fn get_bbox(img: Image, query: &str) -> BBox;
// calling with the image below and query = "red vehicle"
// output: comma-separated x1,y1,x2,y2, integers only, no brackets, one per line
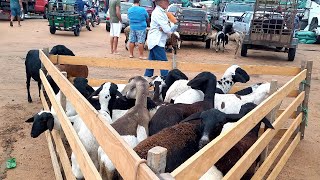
0,0,48,20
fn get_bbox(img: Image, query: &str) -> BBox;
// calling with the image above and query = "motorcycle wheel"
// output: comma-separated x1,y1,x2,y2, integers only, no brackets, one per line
96,17,100,25
90,17,95,27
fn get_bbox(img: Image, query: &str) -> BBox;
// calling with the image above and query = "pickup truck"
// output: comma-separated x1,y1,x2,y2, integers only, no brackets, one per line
177,7,212,48
0,0,48,20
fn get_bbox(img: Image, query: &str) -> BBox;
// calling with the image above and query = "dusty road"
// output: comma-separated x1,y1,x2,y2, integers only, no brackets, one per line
0,19,319,180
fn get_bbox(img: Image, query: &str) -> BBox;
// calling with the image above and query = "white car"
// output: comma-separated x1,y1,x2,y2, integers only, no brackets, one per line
218,2,254,25
233,11,283,34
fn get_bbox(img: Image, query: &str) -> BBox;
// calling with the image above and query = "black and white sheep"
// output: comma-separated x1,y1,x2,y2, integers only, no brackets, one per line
164,65,249,103
149,72,217,136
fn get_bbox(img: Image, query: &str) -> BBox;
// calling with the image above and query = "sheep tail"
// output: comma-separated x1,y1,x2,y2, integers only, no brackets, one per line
134,159,147,180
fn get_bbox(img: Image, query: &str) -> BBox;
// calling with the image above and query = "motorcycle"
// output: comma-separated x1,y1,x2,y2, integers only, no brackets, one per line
86,6,100,27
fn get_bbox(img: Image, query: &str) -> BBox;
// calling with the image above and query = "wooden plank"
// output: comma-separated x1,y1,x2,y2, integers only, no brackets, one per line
171,69,306,179
41,90,75,180
40,90,64,180
51,130,76,180
49,55,301,76
252,113,303,179
45,131,63,180
222,92,305,180
88,78,129,87
50,55,172,70
40,70,102,180
266,132,301,180
40,50,158,180
300,61,313,139
176,62,300,76
277,110,297,119
260,80,278,164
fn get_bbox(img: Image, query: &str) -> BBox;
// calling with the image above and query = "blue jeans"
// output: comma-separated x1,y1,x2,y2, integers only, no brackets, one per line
144,45,168,77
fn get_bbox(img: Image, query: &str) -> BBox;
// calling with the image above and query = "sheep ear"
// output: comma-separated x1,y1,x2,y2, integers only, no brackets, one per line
25,117,34,123
47,117,55,131
187,77,207,89
181,112,202,123
225,114,243,122
232,68,250,83
87,84,104,99
262,117,274,129
116,90,127,101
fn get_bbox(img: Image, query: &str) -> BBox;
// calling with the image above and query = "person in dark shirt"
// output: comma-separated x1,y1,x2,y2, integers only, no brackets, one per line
76,0,92,31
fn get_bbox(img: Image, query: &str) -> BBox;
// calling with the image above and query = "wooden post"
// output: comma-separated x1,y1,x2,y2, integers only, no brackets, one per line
295,61,306,136
300,61,312,139
60,71,67,111
147,146,167,174
259,80,279,164
172,53,177,69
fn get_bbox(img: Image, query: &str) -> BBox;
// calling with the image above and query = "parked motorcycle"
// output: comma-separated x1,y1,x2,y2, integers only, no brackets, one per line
86,6,100,27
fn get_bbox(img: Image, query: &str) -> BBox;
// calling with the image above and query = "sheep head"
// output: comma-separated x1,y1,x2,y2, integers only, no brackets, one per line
49,45,75,56
187,72,217,95
223,65,250,84
121,76,149,99
25,111,54,138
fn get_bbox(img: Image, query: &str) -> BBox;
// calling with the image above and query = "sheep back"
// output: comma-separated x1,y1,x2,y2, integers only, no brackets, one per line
134,122,202,172
25,50,41,81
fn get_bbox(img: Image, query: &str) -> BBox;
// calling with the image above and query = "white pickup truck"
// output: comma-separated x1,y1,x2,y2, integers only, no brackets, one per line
300,0,320,38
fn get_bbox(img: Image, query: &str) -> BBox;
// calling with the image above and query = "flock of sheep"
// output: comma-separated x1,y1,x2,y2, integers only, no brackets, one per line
25,45,274,180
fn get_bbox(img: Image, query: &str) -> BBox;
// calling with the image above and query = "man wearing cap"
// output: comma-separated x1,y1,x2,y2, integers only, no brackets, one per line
144,0,178,77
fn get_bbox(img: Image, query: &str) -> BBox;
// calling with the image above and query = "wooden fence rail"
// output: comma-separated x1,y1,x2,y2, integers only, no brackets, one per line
40,50,158,180
171,69,307,179
39,50,312,180
48,55,301,76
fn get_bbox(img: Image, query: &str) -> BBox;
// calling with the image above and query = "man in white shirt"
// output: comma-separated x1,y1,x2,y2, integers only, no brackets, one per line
144,0,178,77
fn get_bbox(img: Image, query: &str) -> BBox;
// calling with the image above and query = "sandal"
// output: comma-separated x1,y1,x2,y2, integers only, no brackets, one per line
129,55,134,58
139,57,147,60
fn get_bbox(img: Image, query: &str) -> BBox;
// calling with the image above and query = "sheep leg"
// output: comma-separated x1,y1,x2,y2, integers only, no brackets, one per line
26,73,32,103
37,80,42,97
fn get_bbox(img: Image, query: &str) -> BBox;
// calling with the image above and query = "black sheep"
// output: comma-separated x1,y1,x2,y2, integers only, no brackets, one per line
25,45,75,102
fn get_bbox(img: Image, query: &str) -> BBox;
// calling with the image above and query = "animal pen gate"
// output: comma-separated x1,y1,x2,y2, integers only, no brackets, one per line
38,48,312,180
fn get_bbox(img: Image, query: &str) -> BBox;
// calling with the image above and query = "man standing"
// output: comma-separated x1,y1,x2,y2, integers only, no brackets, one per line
144,0,177,77
10,0,23,27
109,0,122,54
128,0,149,59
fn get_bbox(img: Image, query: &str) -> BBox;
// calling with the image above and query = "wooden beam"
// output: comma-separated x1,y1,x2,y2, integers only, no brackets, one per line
266,132,301,180
260,80,279,164
40,90,63,180
51,130,76,180
222,92,305,180
300,61,313,139
49,55,301,76
40,90,75,180
171,69,307,179
147,146,168,174
45,131,63,180
276,110,297,119
252,113,303,179
40,70,102,180
88,78,129,87
40,50,159,180
50,55,172,70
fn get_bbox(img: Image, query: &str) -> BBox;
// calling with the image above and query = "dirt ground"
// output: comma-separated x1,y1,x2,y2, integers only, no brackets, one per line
0,19,319,180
